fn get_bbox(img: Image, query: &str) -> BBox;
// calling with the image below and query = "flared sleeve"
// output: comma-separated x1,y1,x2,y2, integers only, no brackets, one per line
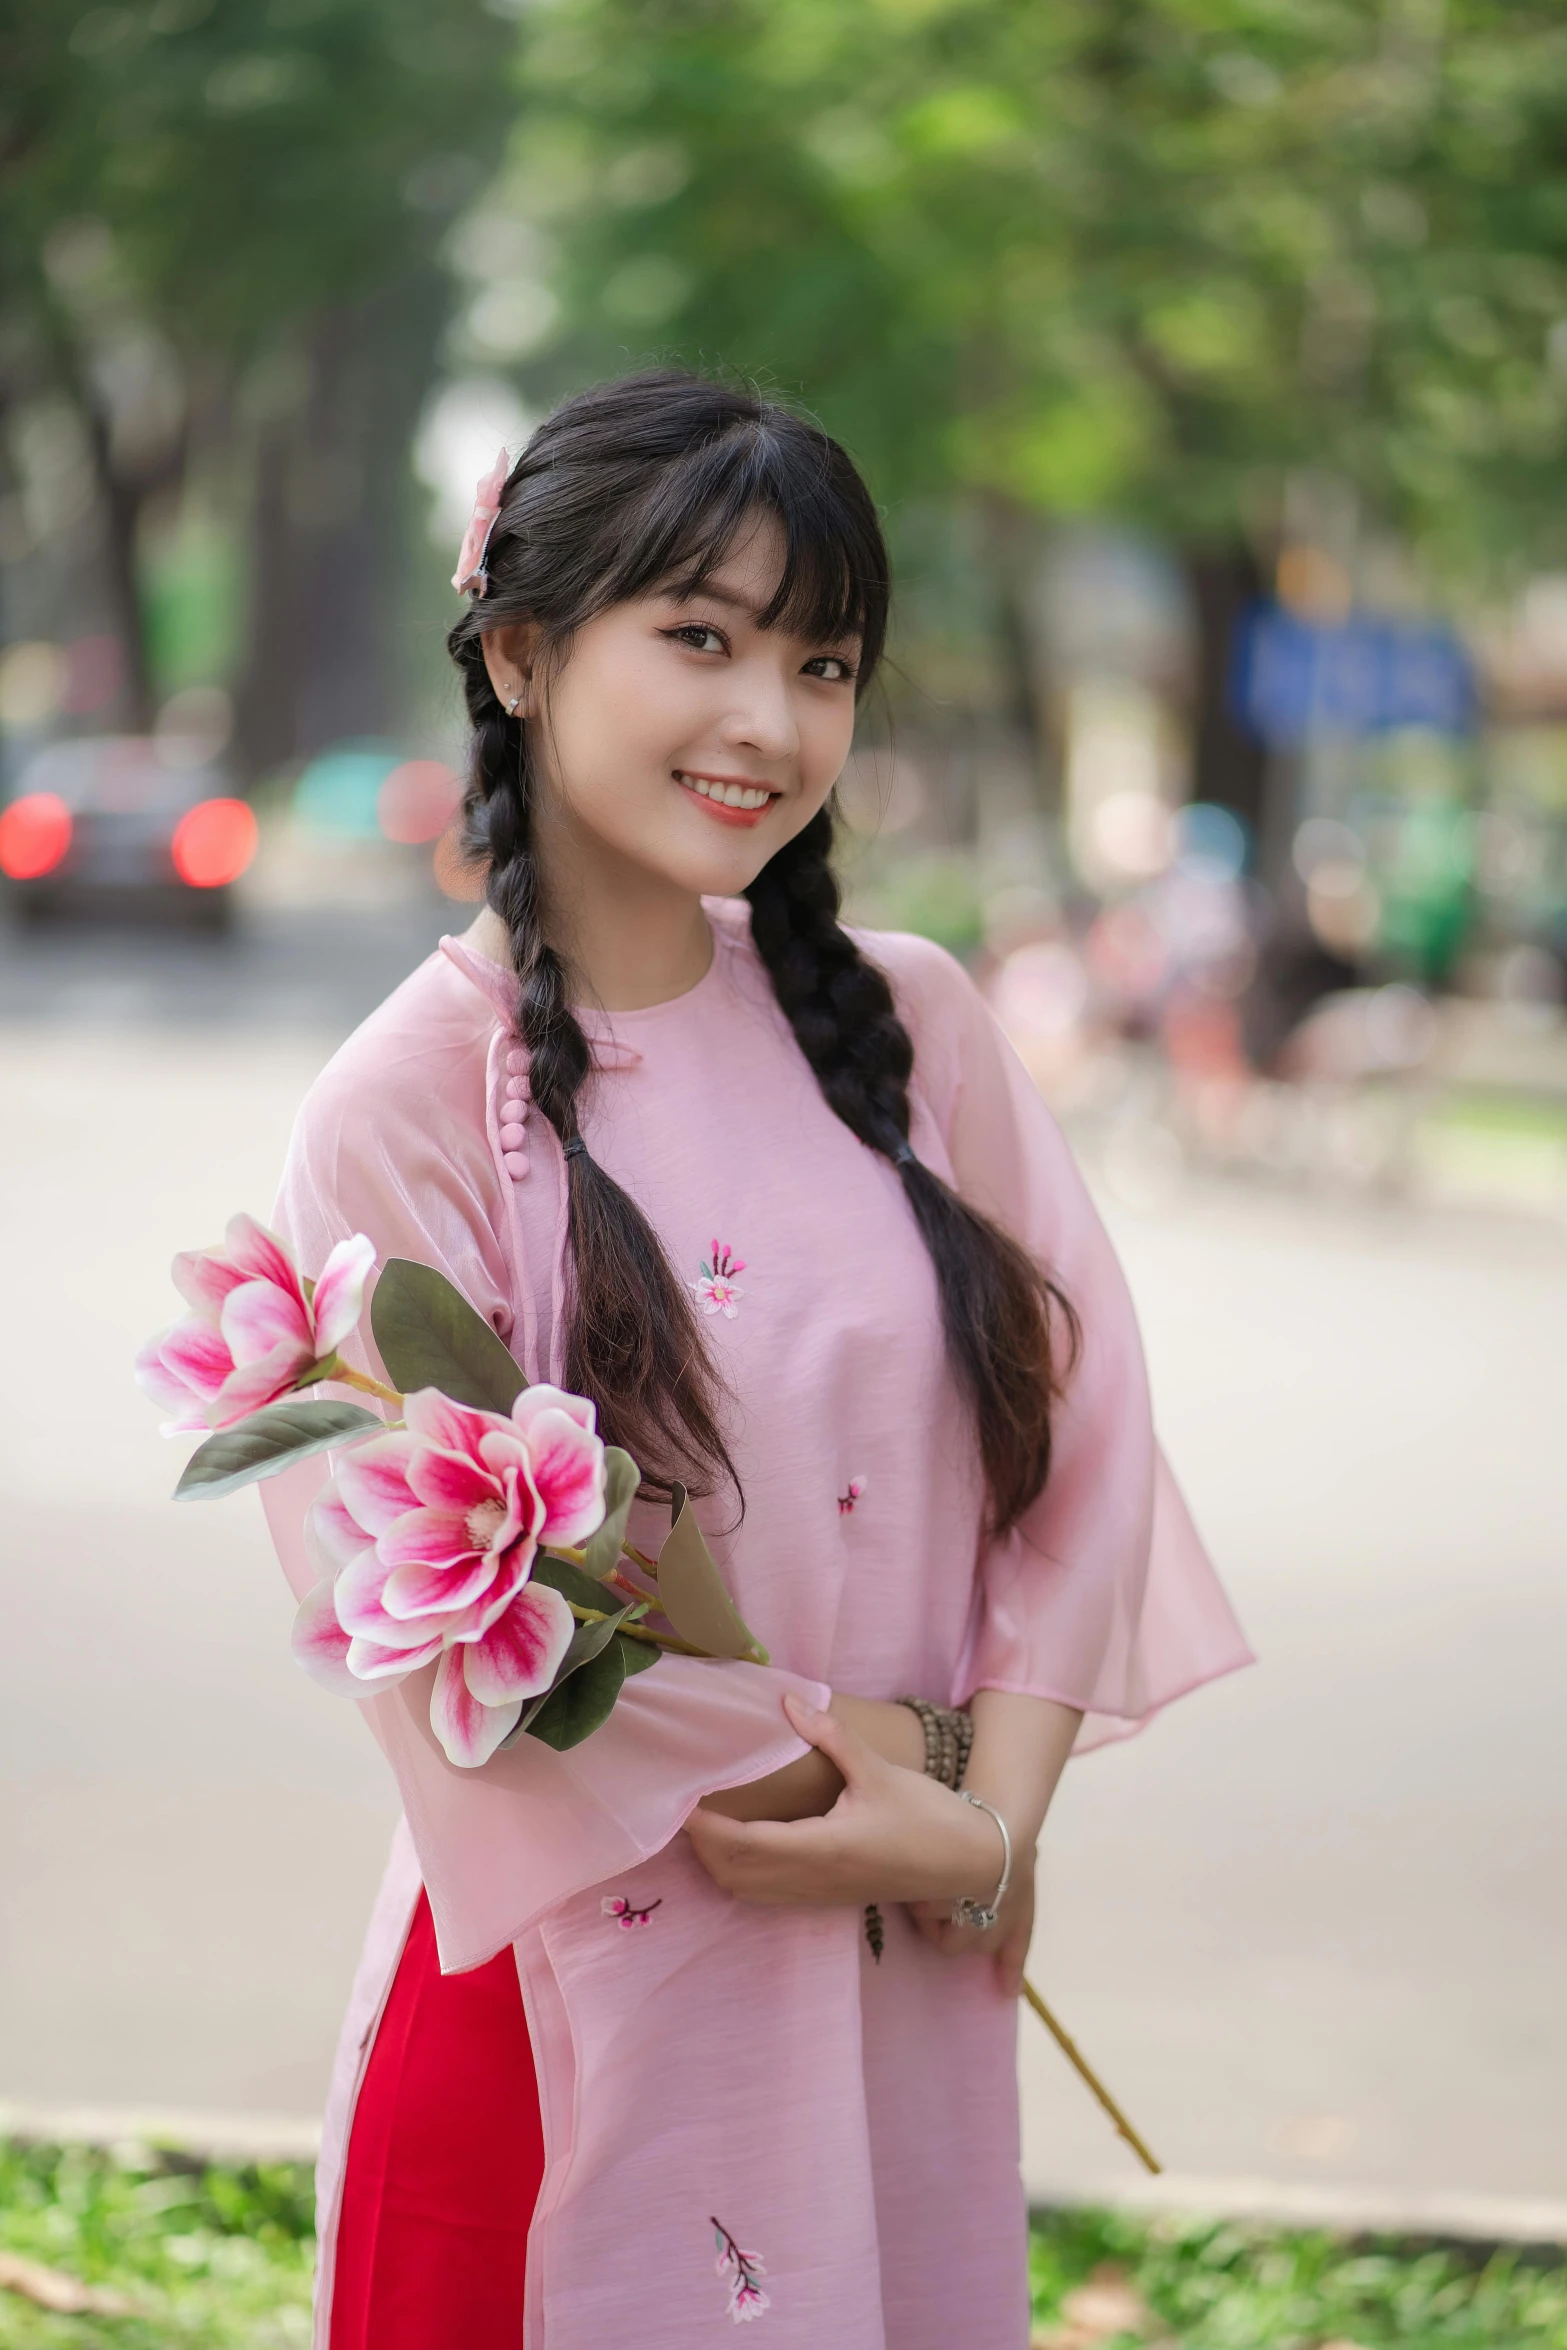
872,932,1254,1753
258,967,825,1971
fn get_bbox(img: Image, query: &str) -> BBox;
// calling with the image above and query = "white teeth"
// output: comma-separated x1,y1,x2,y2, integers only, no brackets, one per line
681,774,773,812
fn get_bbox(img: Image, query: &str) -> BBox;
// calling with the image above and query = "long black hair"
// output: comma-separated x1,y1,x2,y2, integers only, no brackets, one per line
448,370,1076,1532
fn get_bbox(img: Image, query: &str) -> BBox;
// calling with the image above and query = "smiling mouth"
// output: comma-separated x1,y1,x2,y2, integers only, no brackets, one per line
674,771,782,826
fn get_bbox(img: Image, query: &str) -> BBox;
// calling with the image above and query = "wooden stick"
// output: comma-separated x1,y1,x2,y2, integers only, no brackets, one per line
1020,1977,1162,2175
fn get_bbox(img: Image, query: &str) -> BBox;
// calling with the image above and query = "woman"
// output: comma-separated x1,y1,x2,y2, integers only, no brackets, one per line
261,370,1251,2349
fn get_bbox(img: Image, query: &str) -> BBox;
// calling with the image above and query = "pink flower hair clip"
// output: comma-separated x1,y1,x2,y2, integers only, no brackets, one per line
451,447,512,597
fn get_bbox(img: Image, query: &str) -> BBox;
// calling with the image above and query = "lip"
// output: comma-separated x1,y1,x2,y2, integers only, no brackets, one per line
674,771,782,831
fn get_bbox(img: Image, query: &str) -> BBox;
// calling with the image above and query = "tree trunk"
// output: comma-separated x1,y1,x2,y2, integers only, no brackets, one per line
80,396,157,731
1183,542,1270,834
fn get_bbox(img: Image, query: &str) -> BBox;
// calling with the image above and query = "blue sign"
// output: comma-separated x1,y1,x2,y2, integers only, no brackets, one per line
1232,605,1475,748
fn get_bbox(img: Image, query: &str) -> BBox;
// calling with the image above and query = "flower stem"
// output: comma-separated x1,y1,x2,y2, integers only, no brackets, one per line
561,1598,701,1657
331,1363,405,1409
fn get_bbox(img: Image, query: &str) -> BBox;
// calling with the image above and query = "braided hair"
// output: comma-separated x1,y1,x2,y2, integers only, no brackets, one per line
449,370,1075,1529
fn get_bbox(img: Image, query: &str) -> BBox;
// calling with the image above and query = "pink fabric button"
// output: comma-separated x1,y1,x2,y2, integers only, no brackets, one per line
502,1150,530,1180
506,1049,527,1076
498,1122,527,1151
502,1089,527,1115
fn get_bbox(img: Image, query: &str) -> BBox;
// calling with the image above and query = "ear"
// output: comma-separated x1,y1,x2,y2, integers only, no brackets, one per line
479,620,543,718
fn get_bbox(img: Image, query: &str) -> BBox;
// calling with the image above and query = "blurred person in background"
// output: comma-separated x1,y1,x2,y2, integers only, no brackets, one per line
253,373,1249,2350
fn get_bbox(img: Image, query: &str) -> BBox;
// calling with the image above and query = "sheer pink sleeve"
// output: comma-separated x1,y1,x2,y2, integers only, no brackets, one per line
872,933,1254,1753
257,979,825,1971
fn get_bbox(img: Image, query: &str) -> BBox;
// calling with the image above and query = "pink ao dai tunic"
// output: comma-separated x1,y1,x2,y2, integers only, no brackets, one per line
260,900,1251,2350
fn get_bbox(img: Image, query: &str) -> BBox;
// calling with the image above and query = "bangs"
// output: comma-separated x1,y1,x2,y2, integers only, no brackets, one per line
589,422,888,683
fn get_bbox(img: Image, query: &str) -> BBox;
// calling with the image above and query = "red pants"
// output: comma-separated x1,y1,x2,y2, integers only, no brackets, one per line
330,1891,544,2350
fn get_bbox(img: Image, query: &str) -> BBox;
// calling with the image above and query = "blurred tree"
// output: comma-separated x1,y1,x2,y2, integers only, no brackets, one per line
2,0,513,763
498,0,1567,822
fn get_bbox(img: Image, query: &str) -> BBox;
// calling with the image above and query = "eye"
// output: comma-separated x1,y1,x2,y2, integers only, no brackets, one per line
664,623,729,655
804,653,858,683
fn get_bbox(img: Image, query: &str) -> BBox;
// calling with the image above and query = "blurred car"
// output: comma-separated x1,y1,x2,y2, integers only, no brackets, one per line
0,736,258,928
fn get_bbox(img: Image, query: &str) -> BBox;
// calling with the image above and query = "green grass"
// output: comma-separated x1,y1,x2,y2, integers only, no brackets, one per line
3,2140,1566,2346
1030,2207,1567,2348
0,2141,313,2347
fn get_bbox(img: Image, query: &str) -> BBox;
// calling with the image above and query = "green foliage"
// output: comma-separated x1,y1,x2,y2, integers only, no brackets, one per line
1028,2206,1567,2348
504,0,1567,577
370,1260,528,1416
4,2140,1566,2346
0,2137,312,2347
174,1399,382,1500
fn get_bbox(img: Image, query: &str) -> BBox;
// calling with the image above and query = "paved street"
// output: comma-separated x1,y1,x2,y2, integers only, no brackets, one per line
1,900,1563,2208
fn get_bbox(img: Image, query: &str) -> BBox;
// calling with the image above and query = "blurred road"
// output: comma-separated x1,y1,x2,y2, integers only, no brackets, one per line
1,899,1563,2207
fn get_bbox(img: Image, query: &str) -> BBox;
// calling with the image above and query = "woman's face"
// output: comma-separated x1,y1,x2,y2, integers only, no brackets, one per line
481,512,862,902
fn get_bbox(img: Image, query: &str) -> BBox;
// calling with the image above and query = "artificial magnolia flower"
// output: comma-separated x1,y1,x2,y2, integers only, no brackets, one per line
292,1383,607,1766
135,1214,375,1433
451,446,510,596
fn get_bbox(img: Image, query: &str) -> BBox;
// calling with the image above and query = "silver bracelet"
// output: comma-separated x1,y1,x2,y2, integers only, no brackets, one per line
950,1792,1012,1930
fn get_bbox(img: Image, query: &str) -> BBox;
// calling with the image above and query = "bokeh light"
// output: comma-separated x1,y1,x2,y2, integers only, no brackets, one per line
0,643,68,733
293,749,401,842
0,792,73,880
377,759,463,844
171,797,258,888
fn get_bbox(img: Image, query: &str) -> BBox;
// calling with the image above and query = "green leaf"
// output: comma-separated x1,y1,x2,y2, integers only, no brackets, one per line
532,1552,620,1613
174,1399,382,1500
498,1563,640,1752
370,1258,526,1414
655,1483,768,1661
520,1640,628,1750
581,1447,640,1577
615,1628,659,1680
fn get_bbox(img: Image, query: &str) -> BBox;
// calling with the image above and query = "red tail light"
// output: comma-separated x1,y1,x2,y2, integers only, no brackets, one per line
0,792,73,880
172,797,258,888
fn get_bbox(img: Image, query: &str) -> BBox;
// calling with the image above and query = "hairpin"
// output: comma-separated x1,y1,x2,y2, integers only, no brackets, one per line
451,447,511,597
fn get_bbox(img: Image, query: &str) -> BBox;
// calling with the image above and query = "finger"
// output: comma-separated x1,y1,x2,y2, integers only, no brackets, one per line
782,1691,877,1786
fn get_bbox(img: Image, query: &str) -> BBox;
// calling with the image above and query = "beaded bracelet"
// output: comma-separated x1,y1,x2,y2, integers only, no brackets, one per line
895,1696,974,1790
863,1698,976,1963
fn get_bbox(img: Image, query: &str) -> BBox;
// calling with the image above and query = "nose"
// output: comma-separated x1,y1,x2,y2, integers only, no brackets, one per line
720,652,800,767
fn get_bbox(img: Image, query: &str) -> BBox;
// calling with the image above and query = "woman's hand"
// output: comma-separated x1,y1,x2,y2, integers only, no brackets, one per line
684,1694,1007,1912
907,1863,1036,1996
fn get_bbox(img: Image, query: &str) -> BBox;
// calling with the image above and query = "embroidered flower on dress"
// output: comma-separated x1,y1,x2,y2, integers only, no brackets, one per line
692,1240,746,1320
711,2218,769,2323
602,1894,662,1929
837,1476,866,1516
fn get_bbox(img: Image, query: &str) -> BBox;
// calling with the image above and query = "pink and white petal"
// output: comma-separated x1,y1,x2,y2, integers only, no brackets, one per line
153,1317,235,1402
430,1650,522,1768
335,1545,463,1648
509,1384,597,1439
521,1410,607,1546
171,1247,250,1322
207,1341,305,1427
223,1213,308,1307
375,1506,480,1574
462,1582,574,1706
221,1278,313,1370
347,1628,445,1680
404,1444,498,1514
382,1551,499,1622
334,1432,419,1534
403,1388,504,1457
309,1232,377,1357
443,1537,537,1642
290,1579,364,1697
306,1484,371,1575
133,1335,203,1416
